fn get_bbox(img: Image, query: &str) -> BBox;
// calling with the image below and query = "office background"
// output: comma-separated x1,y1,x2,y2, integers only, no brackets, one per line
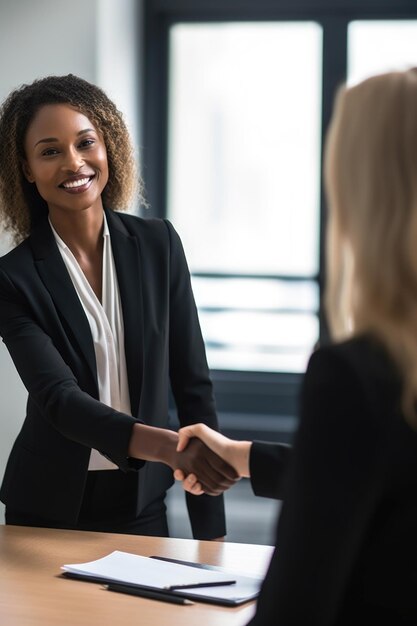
0,0,416,541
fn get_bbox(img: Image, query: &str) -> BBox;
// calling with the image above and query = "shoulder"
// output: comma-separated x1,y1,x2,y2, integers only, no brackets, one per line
309,335,398,384
0,237,33,273
109,211,186,263
305,334,401,421
108,210,184,250
110,210,177,240
0,239,35,300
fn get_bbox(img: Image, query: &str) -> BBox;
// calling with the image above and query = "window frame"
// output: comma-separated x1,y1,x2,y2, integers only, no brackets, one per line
142,0,417,423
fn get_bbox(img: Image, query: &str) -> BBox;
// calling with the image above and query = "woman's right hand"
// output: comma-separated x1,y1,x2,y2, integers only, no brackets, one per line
128,423,239,495
174,424,252,495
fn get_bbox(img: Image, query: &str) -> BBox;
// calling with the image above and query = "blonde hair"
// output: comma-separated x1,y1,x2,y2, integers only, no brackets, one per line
324,69,417,424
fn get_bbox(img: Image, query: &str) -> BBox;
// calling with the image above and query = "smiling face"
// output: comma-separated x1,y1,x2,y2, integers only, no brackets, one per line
23,103,109,218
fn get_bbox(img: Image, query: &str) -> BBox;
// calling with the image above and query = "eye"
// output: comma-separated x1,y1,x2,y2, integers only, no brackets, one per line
79,138,95,149
42,148,59,157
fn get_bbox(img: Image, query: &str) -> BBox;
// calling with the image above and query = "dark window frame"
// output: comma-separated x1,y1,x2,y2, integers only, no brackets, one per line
143,0,417,424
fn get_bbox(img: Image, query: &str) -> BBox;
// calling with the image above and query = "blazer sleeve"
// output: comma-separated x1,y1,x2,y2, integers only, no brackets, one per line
164,220,226,539
250,441,291,500
248,347,385,626
0,267,143,471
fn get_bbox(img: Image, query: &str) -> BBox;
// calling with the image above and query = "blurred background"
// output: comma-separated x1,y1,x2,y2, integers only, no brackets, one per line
0,0,416,542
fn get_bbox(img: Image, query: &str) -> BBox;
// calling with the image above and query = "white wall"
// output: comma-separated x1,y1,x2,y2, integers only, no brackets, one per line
0,0,143,522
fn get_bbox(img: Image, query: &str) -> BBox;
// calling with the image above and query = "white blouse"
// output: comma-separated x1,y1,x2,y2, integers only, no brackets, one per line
50,213,132,470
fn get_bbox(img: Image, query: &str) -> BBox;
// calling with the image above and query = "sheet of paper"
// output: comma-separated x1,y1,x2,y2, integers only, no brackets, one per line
62,551,235,590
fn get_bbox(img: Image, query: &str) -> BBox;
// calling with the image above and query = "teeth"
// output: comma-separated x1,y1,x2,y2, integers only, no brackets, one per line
62,177,90,189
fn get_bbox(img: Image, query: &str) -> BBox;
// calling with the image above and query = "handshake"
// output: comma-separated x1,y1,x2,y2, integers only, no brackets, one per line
173,424,252,496
128,422,252,496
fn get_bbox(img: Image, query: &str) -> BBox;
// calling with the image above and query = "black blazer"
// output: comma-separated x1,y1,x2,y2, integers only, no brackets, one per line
248,336,417,625
0,209,225,539
250,441,291,501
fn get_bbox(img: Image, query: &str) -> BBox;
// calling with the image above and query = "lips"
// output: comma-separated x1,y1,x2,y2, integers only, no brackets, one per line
59,174,95,193
62,177,90,189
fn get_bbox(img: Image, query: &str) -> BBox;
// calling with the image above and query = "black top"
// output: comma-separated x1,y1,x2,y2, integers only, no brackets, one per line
0,209,225,539
248,336,417,625
250,439,291,500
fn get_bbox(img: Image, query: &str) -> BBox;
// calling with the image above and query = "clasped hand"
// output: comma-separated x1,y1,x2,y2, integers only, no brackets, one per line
173,436,239,496
174,423,252,496
128,422,243,496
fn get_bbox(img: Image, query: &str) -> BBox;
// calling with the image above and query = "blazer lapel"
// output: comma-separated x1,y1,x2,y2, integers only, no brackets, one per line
106,209,144,417
29,219,98,390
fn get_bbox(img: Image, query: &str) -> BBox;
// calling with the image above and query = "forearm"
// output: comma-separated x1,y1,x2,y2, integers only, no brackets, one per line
227,440,252,478
128,423,178,468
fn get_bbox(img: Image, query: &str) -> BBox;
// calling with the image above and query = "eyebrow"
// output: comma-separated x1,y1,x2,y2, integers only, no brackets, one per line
34,128,96,147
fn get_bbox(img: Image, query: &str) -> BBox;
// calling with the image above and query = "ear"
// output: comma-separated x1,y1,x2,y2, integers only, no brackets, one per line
22,160,35,183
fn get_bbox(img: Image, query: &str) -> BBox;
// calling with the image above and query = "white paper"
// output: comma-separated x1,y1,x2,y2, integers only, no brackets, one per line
62,551,263,603
62,551,235,590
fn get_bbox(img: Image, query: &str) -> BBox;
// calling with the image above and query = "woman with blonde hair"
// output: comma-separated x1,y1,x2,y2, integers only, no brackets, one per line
176,69,417,624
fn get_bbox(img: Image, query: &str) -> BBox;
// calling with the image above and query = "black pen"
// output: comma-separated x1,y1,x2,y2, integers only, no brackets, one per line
167,579,236,591
105,583,194,605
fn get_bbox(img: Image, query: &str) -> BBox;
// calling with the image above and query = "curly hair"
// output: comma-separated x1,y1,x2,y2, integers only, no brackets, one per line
0,74,142,244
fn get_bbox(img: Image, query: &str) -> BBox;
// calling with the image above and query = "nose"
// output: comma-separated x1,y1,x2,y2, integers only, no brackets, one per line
62,146,84,172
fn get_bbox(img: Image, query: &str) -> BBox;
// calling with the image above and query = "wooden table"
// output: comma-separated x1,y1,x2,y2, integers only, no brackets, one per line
0,526,273,626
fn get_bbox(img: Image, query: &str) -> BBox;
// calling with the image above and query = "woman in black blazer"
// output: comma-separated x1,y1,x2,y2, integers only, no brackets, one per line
0,74,237,538
176,69,417,624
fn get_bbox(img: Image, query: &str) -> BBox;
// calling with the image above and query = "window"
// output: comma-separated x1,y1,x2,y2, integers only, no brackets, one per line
143,0,417,426
168,22,322,373
348,20,417,84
